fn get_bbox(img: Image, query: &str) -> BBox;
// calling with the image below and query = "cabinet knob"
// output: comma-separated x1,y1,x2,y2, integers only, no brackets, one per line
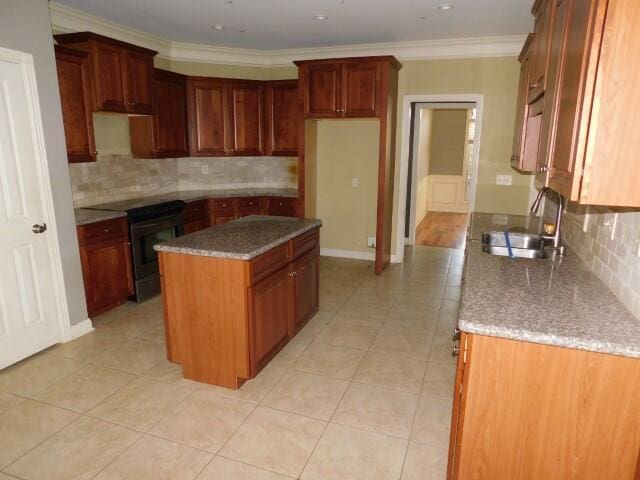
452,343,461,356
92,151,98,156
538,165,549,173
529,82,541,90
103,228,110,233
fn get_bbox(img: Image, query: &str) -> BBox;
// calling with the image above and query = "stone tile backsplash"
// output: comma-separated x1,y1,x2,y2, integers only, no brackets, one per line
69,154,297,208
548,200,640,320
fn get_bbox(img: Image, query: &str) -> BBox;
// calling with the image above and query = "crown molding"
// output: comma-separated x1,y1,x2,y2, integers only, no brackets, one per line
50,2,525,68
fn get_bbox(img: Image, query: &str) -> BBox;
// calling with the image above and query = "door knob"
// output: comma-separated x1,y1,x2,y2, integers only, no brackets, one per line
32,223,47,234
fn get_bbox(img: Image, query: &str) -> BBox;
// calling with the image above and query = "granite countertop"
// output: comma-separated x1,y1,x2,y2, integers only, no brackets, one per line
83,188,298,213
74,208,127,226
154,215,322,260
459,213,640,359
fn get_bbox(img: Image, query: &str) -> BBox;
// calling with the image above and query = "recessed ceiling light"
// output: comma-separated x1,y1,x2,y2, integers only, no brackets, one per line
438,4,454,10
419,15,428,20
313,14,328,20
212,24,225,30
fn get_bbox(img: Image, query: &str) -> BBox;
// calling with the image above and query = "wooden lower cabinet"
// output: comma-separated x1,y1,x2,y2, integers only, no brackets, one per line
160,227,320,388
448,333,640,480
77,218,133,317
183,199,209,234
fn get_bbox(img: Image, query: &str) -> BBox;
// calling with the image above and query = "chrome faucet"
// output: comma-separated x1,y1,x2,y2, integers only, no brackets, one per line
530,187,565,255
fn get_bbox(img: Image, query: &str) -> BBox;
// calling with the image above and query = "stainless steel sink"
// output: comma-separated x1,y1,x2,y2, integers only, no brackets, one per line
481,231,547,259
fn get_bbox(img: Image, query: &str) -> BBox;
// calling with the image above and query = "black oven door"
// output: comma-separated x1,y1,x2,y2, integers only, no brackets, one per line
130,215,184,280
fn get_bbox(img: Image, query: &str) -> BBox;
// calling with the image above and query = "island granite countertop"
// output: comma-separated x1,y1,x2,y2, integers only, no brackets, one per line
459,213,640,359
154,215,322,260
74,208,127,226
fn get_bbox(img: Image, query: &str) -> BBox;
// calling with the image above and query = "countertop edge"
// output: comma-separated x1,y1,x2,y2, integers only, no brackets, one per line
74,209,127,226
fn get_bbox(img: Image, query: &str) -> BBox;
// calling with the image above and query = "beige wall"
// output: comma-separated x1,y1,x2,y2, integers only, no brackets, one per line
315,119,380,255
429,109,468,176
415,109,433,227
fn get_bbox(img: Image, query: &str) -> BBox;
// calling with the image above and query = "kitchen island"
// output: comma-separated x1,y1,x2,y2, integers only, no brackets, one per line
155,216,321,389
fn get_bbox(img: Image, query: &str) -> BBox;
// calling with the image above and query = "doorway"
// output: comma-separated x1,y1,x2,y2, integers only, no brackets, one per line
395,96,483,258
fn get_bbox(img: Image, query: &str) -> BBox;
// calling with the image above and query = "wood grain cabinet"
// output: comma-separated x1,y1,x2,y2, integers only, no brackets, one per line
447,333,640,479
268,196,298,217
130,69,189,158
510,34,535,171
296,57,395,118
54,32,157,115
183,199,209,234
77,217,133,317
187,77,264,156
265,80,300,156
54,45,97,163
527,0,556,103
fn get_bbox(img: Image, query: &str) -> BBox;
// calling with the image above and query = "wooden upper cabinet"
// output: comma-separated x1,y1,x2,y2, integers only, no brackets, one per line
54,46,96,163
227,81,264,156
295,57,399,119
130,69,188,158
187,78,229,156
511,34,535,172
528,0,555,103
265,80,300,156
54,32,157,115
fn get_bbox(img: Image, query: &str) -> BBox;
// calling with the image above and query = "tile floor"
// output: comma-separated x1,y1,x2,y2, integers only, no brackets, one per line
0,245,461,480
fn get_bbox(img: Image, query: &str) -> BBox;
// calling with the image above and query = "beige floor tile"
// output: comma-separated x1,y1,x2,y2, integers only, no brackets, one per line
428,335,458,365
49,327,125,361
96,337,166,375
0,391,25,415
410,395,453,448
354,351,427,394
5,416,139,480
94,435,211,480
269,335,312,369
315,321,377,350
329,312,385,329
0,400,78,469
198,364,286,404
197,456,291,480
151,390,254,453
422,362,457,399
301,423,407,480
293,343,365,380
332,382,418,438
370,328,432,361
34,365,135,413
143,360,201,389
0,473,19,479
383,309,438,336
339,301,390,322
262,370,348,421
89,377,192,431
401,442,448,480
348,290,397,307
220,406,325,477
0,352,83,397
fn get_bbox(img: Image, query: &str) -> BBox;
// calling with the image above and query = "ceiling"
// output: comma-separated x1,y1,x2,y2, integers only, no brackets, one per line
54,0,533,51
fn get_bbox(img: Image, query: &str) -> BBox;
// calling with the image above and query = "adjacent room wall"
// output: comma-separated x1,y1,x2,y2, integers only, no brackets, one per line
414,108,433,229
428,109,468,176
0,0,88,326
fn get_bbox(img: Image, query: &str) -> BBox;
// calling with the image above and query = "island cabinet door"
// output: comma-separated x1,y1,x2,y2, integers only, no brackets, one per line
248,265,292,374
290,248,319,335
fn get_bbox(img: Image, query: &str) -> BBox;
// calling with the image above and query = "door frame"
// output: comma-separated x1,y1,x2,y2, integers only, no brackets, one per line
0,46,72,343
394,94,484,262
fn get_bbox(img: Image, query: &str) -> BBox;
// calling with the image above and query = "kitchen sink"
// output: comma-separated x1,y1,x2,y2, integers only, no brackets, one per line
481,231,548,259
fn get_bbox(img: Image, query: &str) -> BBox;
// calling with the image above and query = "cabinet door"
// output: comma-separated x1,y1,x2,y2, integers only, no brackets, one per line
248,266,291,372
55,47,96,163
183,219,209,234
227,82,264,155
342,61,380,117
301,63,342,118
238,197,266,217
125,51,154,114
528,0,555,103
80,239,133,317
268,197,298,217
290,249,319,334
92,42,128,112
187,80,229,156
511,35,535,171
265,81,300,156
547,0,601,199
154,71,188,156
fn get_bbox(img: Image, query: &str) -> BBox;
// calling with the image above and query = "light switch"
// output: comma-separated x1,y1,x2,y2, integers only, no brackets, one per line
352,177,359,187
496,175,512,186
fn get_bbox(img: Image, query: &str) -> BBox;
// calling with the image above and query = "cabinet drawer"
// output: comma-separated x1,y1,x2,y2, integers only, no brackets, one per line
77,217,128,245
184,199,208,221
248,243,290,285
291,228,319,260
210,198,236,213
268,196,297,217
239,197,264,210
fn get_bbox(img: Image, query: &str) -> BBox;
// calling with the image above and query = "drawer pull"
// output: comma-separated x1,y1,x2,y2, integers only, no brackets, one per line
103,228,110,233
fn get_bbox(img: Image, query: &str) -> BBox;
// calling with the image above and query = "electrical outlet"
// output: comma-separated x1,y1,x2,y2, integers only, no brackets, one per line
352,177,359,187
611,213,618,240
582,206,590,233
367,236,376,248
496,174,512,186
201,163,209,174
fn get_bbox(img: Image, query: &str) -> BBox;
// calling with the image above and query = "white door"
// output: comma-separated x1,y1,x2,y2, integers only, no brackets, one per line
0,48,63,369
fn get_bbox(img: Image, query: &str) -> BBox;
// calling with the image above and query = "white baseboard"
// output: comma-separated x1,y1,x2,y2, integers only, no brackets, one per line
320,248,375,261
69,318,94,340
391,253,403,264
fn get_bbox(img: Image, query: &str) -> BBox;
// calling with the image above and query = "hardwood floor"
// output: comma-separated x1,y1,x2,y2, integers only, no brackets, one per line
415,212,469,249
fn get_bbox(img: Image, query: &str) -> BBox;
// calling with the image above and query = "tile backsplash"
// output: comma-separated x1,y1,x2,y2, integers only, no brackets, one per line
548,200,640,319
69,154,297,207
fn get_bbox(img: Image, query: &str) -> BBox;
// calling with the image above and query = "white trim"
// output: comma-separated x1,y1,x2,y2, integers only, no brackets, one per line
50,3,525,67
320,248,375,261
70,319,94,340
0,46,73,342
394,94,484,265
